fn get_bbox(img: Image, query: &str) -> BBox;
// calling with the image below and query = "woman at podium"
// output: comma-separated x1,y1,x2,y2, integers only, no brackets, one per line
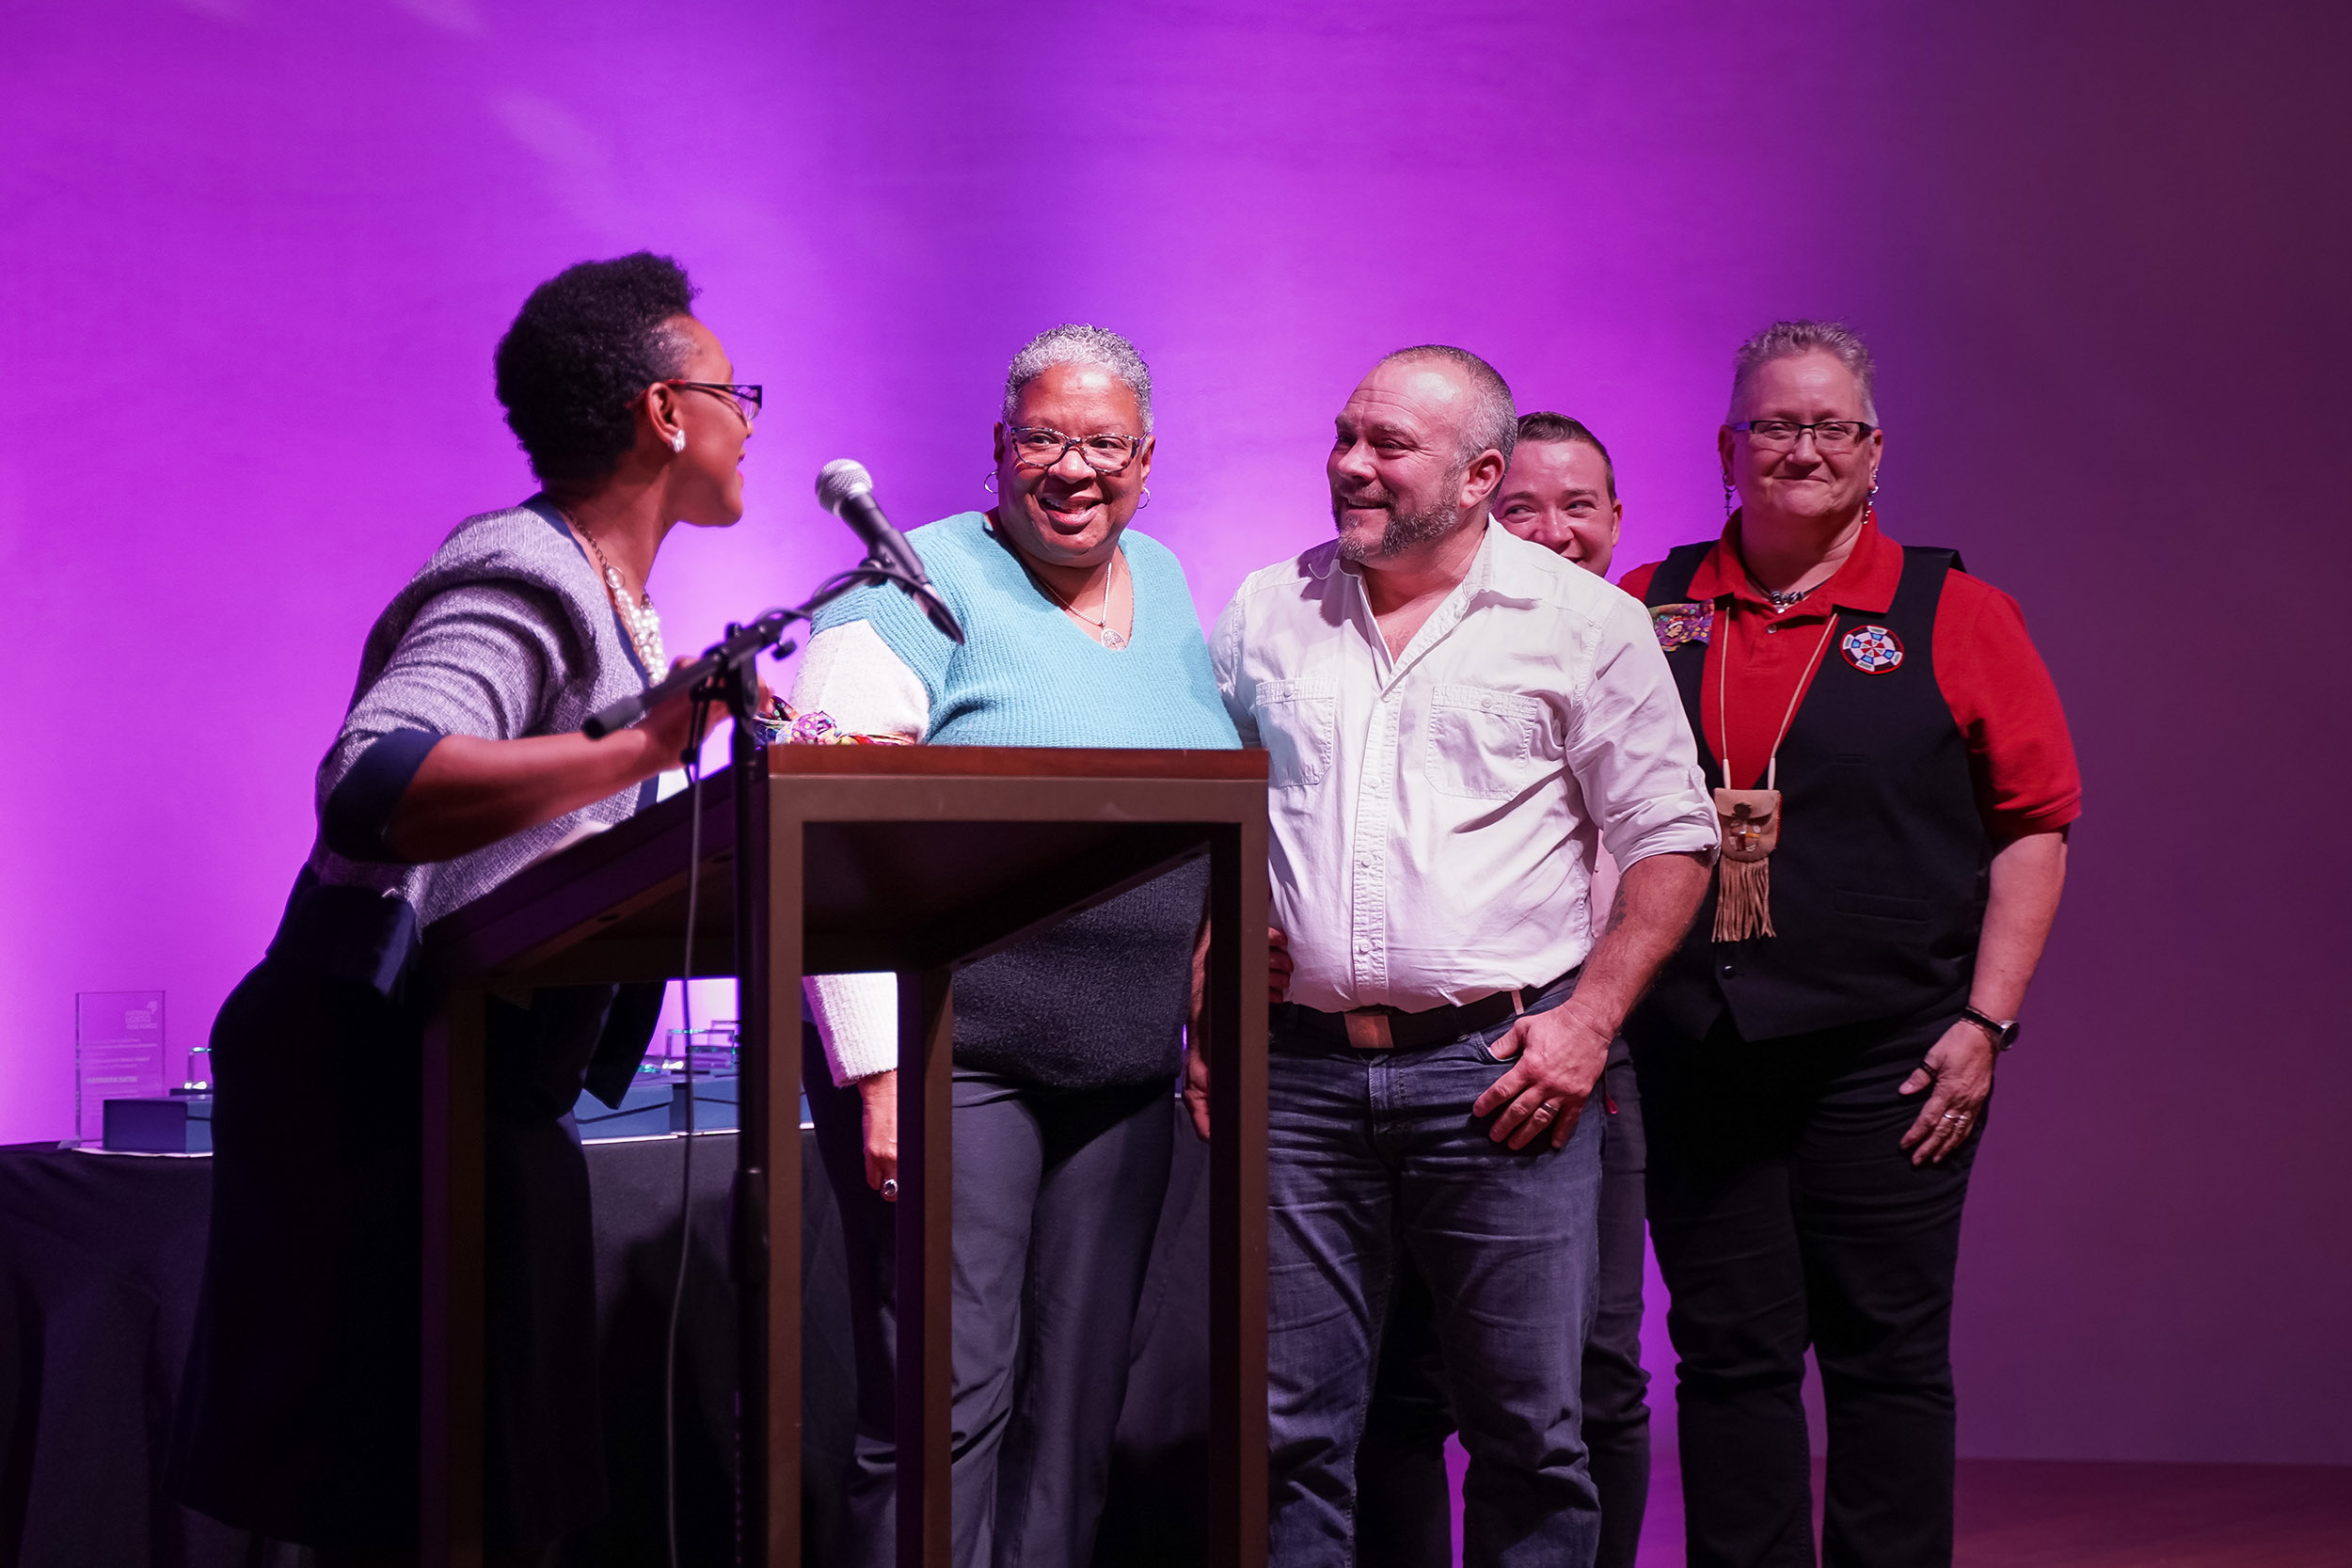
791,324,1239,1568
175,254,756,1562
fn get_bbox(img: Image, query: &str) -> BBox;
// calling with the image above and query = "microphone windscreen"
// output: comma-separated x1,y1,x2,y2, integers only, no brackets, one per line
816,459,874,514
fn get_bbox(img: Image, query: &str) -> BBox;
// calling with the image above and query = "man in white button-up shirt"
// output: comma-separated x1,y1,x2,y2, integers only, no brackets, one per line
1198,347,1717,1567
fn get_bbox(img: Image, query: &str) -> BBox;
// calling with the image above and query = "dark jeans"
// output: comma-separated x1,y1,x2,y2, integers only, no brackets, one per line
1629,1002,1981,1568
1266,975,1604,1568
803,1032,1172,1568
1355,1034,1650,1568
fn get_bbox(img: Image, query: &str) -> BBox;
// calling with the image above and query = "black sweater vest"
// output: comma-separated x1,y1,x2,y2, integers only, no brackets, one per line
1635,543,1991,1042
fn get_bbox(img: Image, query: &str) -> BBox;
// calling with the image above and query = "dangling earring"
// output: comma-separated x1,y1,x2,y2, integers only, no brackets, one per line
668,430,687,453
1722,476,1736,517
1138,485,1152,509
981,470,997,494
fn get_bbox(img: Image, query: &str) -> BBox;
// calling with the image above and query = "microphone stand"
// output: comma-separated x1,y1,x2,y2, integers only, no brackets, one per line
579,558,929,1568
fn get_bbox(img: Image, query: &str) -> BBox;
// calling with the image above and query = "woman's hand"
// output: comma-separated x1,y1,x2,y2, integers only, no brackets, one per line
856,1069,899,1198
1899,1022,1995,1165
640,657,748,769
1183,927,1290,1143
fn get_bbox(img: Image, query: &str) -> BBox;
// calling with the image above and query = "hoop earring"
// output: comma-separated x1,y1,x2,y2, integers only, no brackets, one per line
981,470,997,494
1138,485,1152,509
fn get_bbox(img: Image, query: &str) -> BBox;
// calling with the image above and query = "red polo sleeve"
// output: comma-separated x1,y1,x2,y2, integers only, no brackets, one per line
1933,572,2081,842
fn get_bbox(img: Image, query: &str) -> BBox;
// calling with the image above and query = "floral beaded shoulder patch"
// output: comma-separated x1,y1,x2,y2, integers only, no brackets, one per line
753,702,918,747
1649,602,1715,651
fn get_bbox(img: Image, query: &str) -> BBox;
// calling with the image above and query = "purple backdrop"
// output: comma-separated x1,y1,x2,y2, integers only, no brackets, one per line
4,0,2345,1467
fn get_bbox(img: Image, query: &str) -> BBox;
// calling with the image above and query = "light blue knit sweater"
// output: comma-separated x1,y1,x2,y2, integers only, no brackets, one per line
810,511,1238,1087
812,510,1239,751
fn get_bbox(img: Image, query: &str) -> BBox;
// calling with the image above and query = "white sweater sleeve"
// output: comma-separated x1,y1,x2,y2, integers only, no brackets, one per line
793,622,932,1085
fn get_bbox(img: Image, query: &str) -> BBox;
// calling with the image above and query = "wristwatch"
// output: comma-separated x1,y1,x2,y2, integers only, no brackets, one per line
1960,1005,2020,1051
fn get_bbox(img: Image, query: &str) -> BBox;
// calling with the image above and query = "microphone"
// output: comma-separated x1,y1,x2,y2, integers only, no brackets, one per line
816,459,966,645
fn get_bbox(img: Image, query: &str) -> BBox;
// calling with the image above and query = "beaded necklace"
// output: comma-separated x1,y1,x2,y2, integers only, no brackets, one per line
564,511,666,679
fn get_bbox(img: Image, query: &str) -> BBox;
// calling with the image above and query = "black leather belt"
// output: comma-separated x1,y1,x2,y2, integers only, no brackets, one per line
1277,968,1578,1051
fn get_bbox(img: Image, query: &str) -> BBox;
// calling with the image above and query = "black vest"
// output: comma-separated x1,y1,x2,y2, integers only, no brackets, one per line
1635,543,1991,1042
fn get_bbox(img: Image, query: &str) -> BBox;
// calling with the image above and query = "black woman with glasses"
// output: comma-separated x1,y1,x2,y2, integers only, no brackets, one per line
175,253,761,1564
1615,321,2078,1568
788,324,1237,1568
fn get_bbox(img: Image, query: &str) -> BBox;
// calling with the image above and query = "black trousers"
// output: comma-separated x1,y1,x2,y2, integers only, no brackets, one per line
1629,1001,1981,1568
803,1032,1172,1568
1353,1035,1651,1568
175,959,613,1554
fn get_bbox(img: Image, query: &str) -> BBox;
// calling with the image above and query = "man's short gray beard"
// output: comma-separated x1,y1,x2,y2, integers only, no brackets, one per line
1335,487,1471,562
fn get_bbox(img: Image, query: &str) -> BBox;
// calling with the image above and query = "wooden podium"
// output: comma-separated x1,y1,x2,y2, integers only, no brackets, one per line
420,745,1270,1568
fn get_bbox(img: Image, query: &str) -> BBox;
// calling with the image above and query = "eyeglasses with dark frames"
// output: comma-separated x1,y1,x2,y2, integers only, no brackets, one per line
662,381,764,427
1729,419,1876,451
1004,425,1147,476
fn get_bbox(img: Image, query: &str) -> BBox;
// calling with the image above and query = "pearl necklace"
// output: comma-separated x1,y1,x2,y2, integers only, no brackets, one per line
566,514,667,679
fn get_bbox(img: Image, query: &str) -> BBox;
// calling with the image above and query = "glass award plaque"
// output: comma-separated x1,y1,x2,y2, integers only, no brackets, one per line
76,990,167,1146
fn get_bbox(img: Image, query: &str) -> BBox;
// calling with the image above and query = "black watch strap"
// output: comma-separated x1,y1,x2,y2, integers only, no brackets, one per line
1960,1005,2020,1051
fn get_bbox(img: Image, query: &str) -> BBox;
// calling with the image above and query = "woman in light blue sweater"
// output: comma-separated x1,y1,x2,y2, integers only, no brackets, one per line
793,326,1237,1568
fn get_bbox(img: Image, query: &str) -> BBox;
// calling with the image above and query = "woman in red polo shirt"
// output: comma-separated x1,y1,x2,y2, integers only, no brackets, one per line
1619,321,2078,1568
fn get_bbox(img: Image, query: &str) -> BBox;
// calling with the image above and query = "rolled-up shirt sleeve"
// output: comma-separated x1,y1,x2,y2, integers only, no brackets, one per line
1566,594,1721,870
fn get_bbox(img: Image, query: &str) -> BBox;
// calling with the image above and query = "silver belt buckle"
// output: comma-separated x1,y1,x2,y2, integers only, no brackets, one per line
1343,1011,1395,1050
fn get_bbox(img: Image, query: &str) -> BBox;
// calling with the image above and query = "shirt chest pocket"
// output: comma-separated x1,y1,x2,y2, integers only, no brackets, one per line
1423,685,1551,800
1252,677,1336,789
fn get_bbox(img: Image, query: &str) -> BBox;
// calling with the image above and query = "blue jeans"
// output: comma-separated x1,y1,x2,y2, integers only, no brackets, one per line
1266,975,1605,1568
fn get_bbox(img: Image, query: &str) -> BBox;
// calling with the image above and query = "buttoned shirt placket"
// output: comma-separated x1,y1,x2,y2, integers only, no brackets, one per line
1339,557,1482,1009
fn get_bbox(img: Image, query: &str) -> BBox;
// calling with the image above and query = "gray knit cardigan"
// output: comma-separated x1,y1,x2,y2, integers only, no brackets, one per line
272,500,654,995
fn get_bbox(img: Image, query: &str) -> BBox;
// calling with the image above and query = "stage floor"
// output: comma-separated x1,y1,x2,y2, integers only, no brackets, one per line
1435,1445,2351,1565
1634,1458,2352,1567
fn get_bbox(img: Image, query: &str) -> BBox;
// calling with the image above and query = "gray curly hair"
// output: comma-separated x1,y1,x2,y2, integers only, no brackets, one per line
1001,324,1154,432
1729,320,1879,422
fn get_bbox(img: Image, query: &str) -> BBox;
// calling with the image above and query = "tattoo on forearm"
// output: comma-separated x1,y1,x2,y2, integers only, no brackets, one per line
1603,881,1630,936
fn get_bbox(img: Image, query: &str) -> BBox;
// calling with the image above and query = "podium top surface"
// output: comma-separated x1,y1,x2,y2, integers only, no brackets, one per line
424,745,1267,987
763,746,1265,781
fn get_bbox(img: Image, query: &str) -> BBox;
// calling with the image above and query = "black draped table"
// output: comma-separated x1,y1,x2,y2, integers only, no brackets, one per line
0,1100,1214,1568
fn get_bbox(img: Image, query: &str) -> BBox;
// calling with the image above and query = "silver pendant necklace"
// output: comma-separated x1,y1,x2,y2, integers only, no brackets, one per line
1037,551,1129,650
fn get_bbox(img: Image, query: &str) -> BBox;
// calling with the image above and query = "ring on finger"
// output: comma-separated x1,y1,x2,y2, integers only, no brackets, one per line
881,1178,899,1199
1530,1101,1559,1122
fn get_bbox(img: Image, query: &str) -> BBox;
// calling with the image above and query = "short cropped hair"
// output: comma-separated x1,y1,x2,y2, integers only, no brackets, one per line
1514,411,1617,499
1002,324,1155,432
495,252,699,485
1729,320,1878,423
1379,345,1518,467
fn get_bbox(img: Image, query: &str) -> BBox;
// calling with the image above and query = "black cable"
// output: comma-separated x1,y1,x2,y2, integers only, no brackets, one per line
665,688,713,1568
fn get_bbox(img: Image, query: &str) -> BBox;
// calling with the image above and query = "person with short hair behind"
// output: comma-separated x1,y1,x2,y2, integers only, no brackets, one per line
175,253,760,1561
1619,321,2078,1567
792,325,1238,1568
1200,348,1718,1567
1356,408,1660,1568
1493,411,1623,570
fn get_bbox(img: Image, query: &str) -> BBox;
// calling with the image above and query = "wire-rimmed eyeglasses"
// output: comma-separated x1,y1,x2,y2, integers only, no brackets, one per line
663,381,764,427
1005,424,1146,475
